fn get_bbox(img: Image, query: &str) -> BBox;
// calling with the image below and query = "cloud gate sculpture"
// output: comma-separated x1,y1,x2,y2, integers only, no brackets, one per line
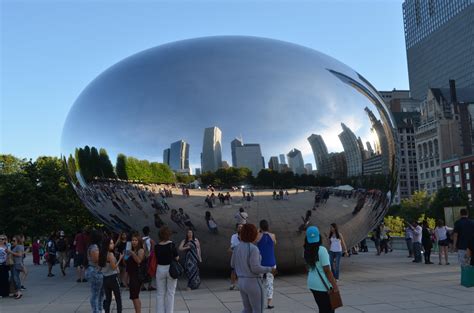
61,36,398,272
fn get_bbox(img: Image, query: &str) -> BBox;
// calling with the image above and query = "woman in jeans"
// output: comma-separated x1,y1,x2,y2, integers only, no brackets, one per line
328,223,347,280
9,235,24,299
102,237,123,313
305,226,339,313
126,232,145,313
155,226,178,313
86,230,106,313
178,229,202,290
231,223,275,313
0,235,10,298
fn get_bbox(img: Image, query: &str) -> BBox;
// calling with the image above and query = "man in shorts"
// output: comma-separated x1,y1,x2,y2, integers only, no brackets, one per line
46,233,57,277
73,229,88,282
56,231,68,276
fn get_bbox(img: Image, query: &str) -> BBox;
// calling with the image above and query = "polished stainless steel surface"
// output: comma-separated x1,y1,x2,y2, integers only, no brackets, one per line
61,36,398,271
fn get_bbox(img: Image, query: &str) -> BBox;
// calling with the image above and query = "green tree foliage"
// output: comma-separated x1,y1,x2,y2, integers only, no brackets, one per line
116,153,127,180
200,167,253,187
0,155,96,237
399,190,432,222
99,148,115,178
176,174,196,184
383,215,405,236
429,187,468,220
123,156,175,183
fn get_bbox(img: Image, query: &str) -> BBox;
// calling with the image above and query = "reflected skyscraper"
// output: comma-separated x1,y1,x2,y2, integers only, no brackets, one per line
234,141,264,177
305,163,313,174
163,148,170,166
365,107,390,175
268,156,280,172
169,140,190,171
231,138,243,167
287,148,305,175
339,123,362,177
308,134,329,175
201,126,222,173
279,154,287,165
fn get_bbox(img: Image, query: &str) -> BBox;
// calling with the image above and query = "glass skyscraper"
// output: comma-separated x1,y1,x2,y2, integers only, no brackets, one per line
403,0,474,100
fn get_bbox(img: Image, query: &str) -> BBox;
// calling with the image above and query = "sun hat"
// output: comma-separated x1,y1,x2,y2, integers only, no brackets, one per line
306,226,320,243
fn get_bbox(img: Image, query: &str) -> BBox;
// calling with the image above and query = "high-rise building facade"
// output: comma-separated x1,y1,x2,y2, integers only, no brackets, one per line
338,123,362,177
415,83,474,195
304,163,313,174
287,148,305,175
403,0,474,100
169,140,190,171
308,134,329,175
279,154,287,165
201,126,222,173
231,138,243,167
234,143,264,176
268,156,280,172
163,148,170,166
382,89,421,202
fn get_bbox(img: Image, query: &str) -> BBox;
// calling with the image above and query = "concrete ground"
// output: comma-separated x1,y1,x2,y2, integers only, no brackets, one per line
1,250,473,313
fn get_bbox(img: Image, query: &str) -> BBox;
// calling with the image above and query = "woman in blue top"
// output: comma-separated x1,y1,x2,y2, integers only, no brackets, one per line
304,226,339,313
257,219,277,309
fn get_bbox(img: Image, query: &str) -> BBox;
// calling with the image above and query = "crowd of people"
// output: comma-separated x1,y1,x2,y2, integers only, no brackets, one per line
1,198,473,313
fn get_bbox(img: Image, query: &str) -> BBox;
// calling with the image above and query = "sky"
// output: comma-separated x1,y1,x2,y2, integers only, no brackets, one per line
1,0,408,162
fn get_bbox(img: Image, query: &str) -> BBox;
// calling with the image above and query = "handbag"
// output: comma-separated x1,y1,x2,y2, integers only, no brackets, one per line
168,243,184,279
315,264,343,309
147,246,157,278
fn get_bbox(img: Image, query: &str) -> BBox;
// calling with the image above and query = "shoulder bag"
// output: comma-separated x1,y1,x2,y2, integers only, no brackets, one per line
315,263,343,310
168,243,184,279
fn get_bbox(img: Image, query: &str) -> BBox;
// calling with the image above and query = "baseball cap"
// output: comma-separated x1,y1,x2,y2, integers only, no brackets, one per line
306,226,320,243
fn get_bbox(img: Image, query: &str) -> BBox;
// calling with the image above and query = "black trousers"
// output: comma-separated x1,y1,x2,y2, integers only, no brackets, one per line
103,274,122,313
423,246,432,263
0,264,10,297
311,289,334,313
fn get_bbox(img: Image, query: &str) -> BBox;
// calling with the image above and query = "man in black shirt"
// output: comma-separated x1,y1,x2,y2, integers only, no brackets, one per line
453,208,474,267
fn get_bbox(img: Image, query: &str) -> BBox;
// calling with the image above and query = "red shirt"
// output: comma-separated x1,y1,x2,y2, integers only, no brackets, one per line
74,233,87,254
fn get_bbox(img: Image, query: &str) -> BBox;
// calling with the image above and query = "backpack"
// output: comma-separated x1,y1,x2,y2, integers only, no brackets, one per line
57,238,67,252
47,240,57,254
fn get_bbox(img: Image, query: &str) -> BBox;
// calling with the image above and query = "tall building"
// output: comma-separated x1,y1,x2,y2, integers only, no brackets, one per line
403,0,474,100
307,134,329,174
169,140,190,171
195,168,201,176
392,111,420,200
365,107,390,175
338,123,363,177
231,138,243,167
304,163,313,174
415,82,474,195
234,143,264,176
287,148,305,175
163,148,170,166
201,126,222,173
382,89,421,202
279,154,287,165
268,156,280,172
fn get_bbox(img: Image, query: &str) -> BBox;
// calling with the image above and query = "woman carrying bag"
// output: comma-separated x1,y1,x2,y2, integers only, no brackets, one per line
304,226,342,313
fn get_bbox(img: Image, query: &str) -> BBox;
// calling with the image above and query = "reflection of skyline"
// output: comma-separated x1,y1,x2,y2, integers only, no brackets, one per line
61,37,391,173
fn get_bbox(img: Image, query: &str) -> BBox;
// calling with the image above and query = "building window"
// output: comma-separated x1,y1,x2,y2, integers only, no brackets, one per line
455,174,460,182
467,183,471,191
454,165,460,172
437,169,441,177
421,173,424,179
467,173,470,180
445,167,451,174
447,176,452,184
465,163,470,170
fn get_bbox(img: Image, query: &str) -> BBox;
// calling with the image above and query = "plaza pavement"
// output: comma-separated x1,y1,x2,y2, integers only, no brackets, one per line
1,250,473,313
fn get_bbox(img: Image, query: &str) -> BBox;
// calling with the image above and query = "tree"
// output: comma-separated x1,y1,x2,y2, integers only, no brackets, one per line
98,148,115,178
0,155,97,237
399,190,431,222
429,187,468,220
116,154,127,180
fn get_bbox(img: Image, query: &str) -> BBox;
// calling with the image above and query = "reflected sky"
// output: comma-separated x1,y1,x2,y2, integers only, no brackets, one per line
61,36,395,172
